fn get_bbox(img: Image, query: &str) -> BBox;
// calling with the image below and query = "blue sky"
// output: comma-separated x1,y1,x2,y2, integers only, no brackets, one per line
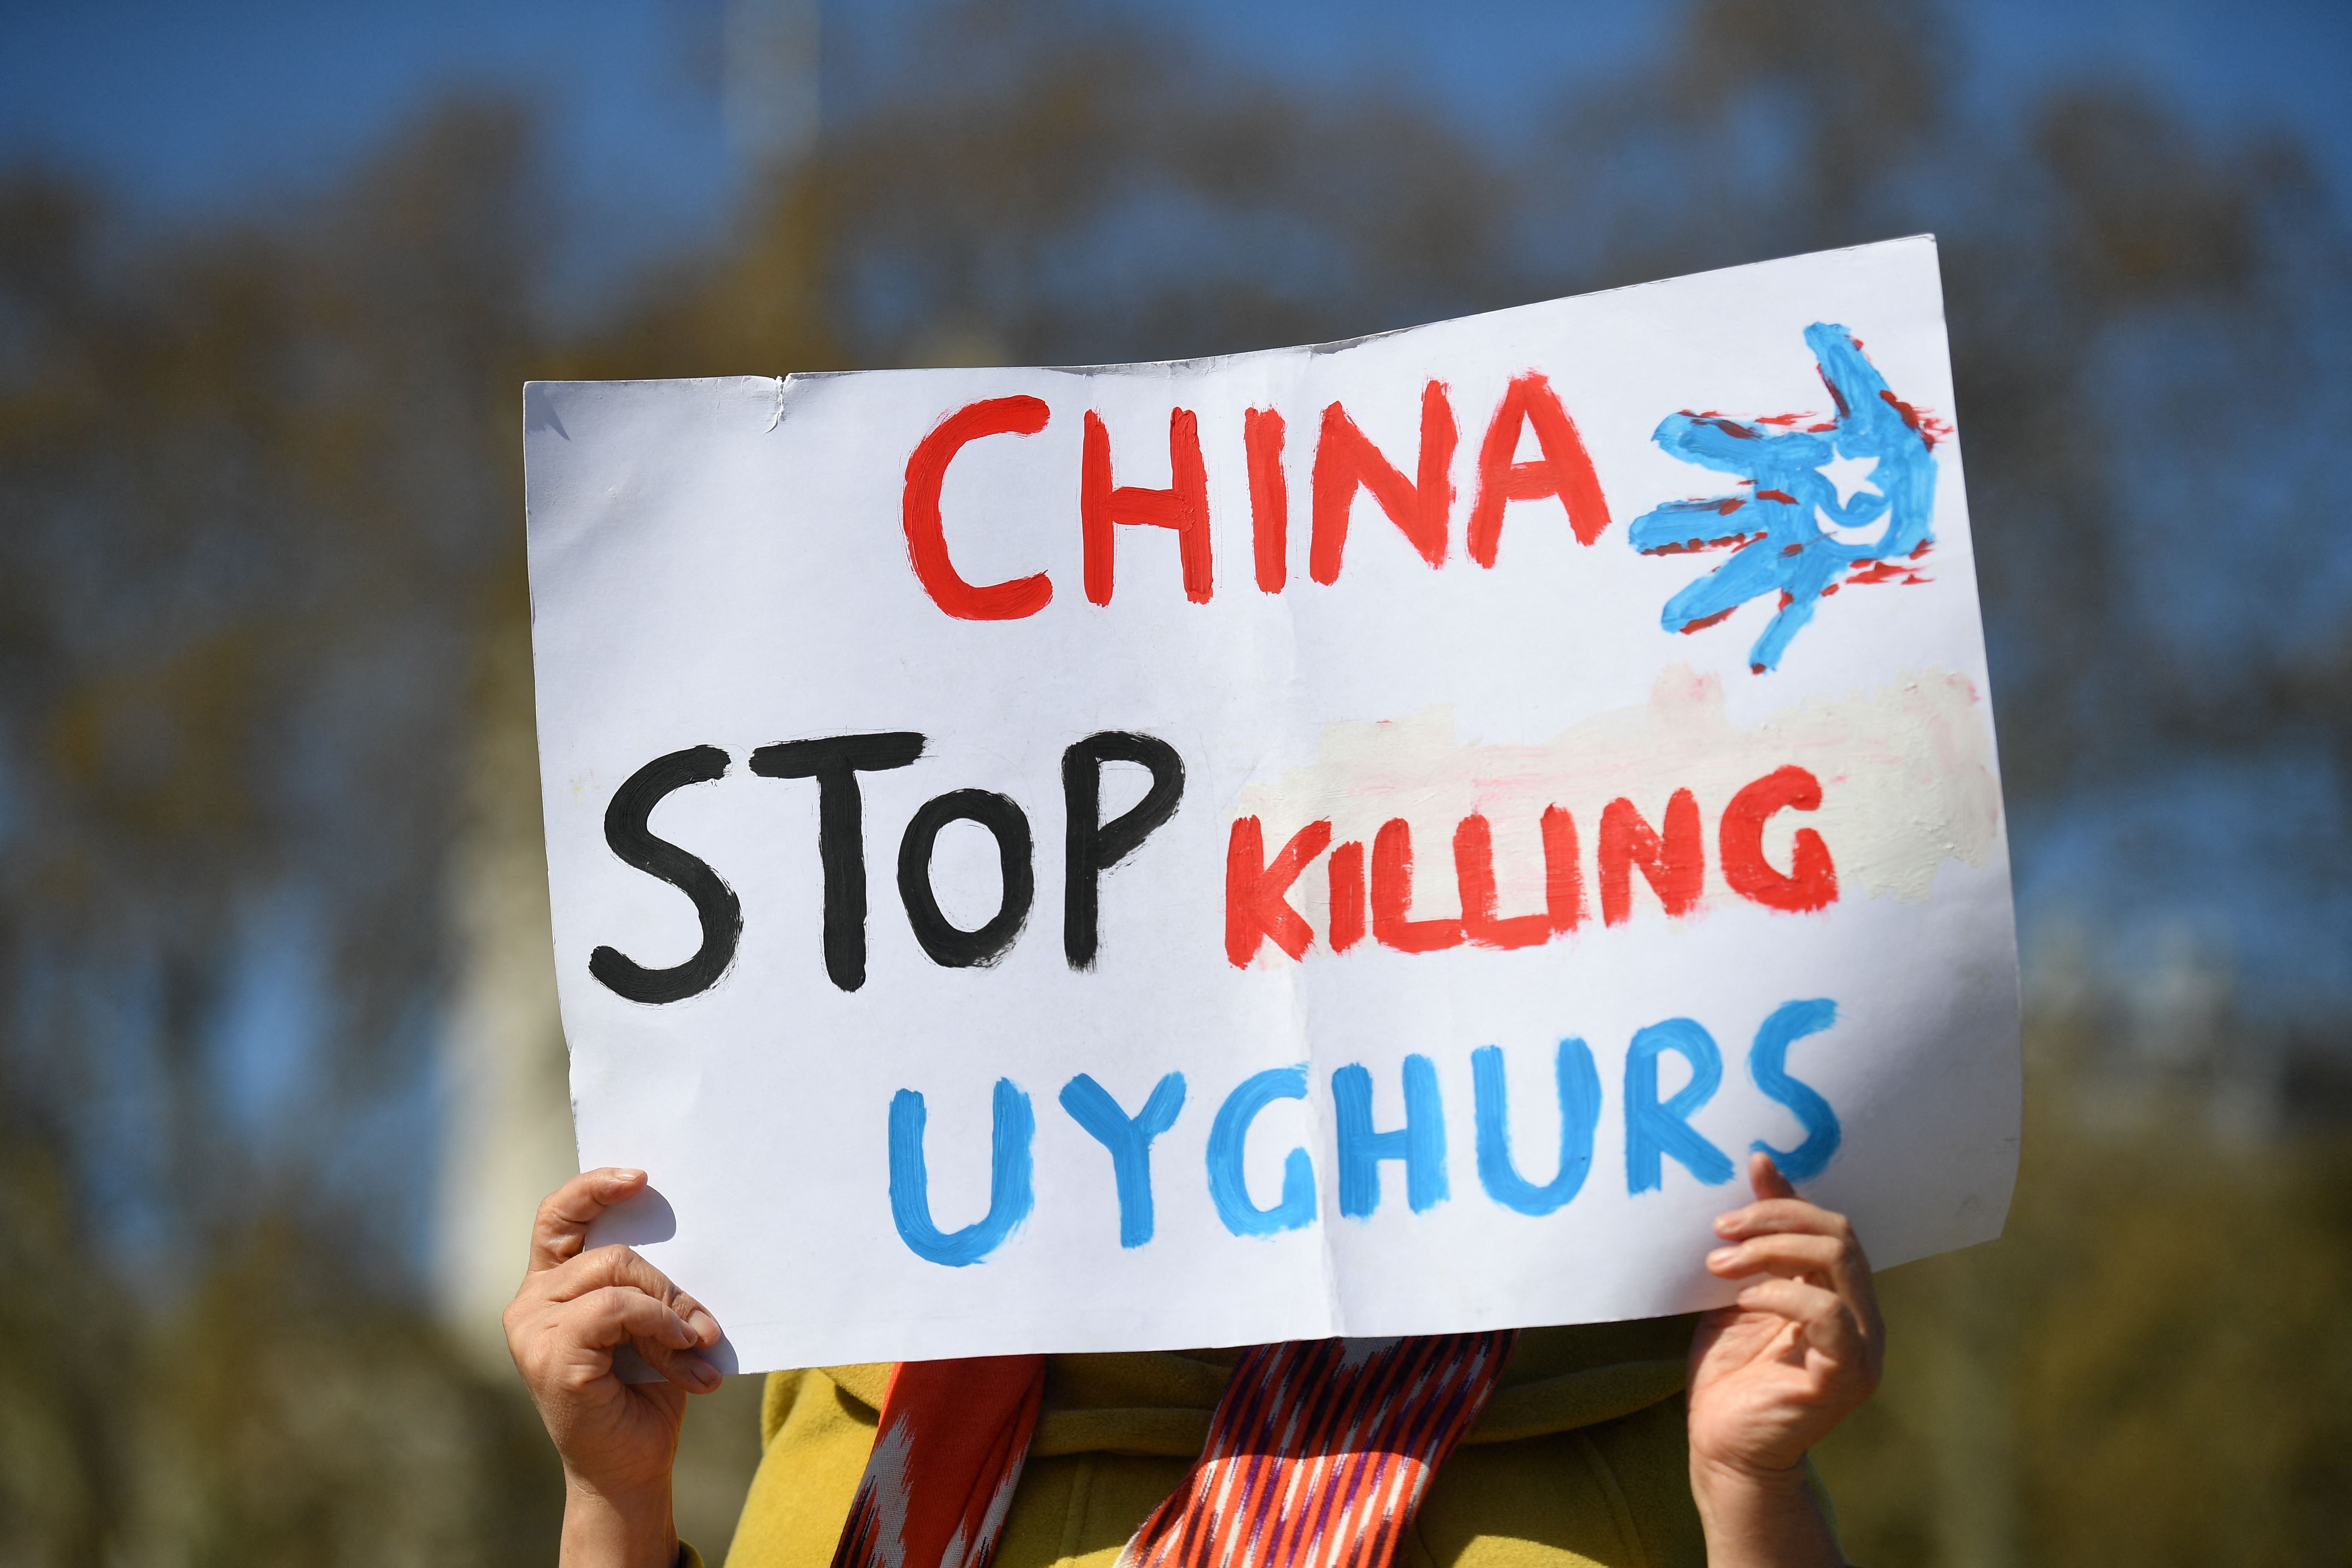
5,0,2347,304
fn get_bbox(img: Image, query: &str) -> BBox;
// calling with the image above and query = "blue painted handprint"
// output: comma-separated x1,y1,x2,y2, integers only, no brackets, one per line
1629,323,1941,672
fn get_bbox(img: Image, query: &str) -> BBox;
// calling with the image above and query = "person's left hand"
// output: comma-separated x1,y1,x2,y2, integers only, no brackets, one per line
1686,1152,1882,1518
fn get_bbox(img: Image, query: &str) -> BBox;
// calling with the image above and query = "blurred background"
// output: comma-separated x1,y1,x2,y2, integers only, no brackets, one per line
3,0,2350,1561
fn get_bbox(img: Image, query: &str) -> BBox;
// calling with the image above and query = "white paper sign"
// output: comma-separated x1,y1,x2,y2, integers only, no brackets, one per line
524,237,2019,1373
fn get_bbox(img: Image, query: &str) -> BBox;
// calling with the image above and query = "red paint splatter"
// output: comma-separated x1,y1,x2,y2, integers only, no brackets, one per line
1816,366,1851,418
1756,412,1816,427
1821,583,1839,595
1843,553,1936,591
1756,488,1798,505
1909,539,1933,560
1780,542,1804,557
1715,497,1747,514
1778,590,1794,610
1641,529,1763,556
1680,606,1738,634
1876,389,1944,448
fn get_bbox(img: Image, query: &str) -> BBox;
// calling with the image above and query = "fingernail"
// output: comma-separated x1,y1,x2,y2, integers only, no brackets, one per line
611,1168,645,1184
691,1309,720,1344
1707,1247,1739,1269
694,1357,721,1388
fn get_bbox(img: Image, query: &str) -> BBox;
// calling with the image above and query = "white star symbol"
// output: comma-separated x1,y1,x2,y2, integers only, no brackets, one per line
1817,452,1881,506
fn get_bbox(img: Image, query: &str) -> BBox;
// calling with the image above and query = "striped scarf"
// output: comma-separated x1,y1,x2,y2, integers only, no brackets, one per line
831,1333,1514,1568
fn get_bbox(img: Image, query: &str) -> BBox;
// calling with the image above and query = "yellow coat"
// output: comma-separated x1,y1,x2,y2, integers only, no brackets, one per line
697,1317,1842,1568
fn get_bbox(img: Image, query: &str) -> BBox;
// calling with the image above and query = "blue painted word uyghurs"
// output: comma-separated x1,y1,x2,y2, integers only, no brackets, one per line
887,999,1843,1266
1629,323,1939,672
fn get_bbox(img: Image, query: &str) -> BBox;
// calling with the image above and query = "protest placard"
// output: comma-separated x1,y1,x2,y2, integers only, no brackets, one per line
523,235,2018,1373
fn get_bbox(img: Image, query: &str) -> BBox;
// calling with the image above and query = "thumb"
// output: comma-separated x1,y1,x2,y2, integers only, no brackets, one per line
1749,1151,1797,1202
527,1167,650,1274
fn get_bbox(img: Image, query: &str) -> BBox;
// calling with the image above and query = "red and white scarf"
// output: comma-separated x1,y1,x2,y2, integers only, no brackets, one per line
831,1333,1514,1568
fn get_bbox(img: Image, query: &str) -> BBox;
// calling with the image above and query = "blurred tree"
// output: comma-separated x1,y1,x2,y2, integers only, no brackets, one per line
1818,1009,2352,1568
0,97,538,1272
3,0,2348,1560
0,101,564,1560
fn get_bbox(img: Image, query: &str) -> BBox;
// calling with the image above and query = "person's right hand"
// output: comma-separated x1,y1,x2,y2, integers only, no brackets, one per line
505,1168,724,1567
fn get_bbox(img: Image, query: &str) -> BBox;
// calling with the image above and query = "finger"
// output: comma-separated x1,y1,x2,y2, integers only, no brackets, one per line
1734,1278,1870,1370
632,1335,725,1394
1707,1232,1856,1293
527,1168,650,1274
521,1290,721,1396
568,1285,701,1355
1750,1151,1797,1202
544,1246,724,1347
1712,1204,1881,1344
544,1243,686,1308
1714,1196,1859,1246
561,1288,722,1393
